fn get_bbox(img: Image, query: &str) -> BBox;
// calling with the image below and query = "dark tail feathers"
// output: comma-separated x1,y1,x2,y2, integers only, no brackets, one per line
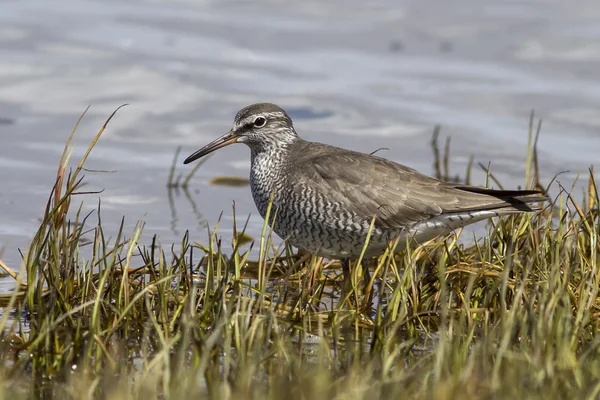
456,186,550,212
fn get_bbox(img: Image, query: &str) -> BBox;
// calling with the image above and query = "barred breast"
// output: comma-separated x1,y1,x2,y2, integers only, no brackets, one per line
250,151,394,258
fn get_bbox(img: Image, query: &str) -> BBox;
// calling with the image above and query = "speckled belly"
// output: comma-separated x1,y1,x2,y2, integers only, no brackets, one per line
249,168,484,260
270,206,501,259
255,193,396,259
253,194,488,259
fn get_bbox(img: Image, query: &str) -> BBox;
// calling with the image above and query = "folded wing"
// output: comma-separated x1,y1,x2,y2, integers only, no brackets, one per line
286,142,546,230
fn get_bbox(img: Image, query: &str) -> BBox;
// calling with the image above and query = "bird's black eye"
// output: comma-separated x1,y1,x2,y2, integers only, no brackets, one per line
253,116,267,127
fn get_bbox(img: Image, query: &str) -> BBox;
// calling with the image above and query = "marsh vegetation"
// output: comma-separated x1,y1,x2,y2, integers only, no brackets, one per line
0,109,598,399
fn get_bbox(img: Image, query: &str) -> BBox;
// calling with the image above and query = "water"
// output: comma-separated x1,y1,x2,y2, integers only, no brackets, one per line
1,0,599,292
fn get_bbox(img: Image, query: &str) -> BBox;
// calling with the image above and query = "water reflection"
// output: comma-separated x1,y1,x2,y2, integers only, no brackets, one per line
1,0,599,289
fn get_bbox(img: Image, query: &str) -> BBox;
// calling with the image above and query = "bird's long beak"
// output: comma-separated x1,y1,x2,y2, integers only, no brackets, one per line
183,130,238,164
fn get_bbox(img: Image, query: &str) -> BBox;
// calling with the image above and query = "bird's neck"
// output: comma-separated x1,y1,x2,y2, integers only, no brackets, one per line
248,139,297,217
250,141,292,175
248,128,299,165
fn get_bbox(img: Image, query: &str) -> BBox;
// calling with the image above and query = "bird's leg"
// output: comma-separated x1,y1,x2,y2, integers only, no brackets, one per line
342,258,362,309
362,259,371,290
361,258,375,312
341,260,371,290
342,259,352,292
306,256,323,295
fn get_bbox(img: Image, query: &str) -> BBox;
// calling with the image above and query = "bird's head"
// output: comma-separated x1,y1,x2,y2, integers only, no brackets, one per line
183,103,299,164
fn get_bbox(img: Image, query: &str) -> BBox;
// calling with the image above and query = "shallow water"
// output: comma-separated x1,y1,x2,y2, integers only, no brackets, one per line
1,0,599,292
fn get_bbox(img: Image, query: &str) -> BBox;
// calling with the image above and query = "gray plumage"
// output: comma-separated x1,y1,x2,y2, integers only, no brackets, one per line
184,103,548,259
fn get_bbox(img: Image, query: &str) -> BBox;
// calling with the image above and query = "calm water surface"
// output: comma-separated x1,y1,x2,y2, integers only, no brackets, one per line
1,0,599,292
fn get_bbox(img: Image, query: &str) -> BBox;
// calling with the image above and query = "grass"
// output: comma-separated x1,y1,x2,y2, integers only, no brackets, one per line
0,108,598,399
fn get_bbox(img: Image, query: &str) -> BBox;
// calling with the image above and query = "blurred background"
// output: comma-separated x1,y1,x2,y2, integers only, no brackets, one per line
1,0,599,279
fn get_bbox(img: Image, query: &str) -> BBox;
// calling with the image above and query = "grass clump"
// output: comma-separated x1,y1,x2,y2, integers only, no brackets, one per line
0,108,598,399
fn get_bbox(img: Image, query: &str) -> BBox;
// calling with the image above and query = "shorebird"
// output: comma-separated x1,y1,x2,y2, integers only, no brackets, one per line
184,103,548,271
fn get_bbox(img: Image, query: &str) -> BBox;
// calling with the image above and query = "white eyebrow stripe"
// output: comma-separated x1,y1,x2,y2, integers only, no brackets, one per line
237,112,285,127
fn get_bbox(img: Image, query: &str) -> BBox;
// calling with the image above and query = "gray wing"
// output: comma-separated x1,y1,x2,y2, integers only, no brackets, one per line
286,142,544,229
